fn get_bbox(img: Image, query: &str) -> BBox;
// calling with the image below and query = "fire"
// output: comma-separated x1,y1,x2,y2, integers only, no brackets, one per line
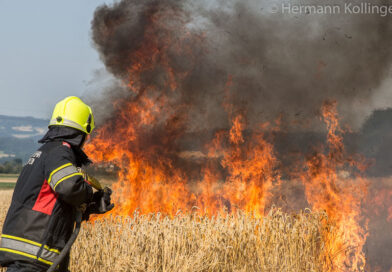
195,113,279,216
85,5,370,271
297,101,367,271
87,109,279,217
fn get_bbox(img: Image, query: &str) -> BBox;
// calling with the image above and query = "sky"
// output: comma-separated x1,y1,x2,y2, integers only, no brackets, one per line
0,0,115,119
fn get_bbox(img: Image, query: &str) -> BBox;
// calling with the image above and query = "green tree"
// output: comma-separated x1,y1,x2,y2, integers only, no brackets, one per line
0,158,23,174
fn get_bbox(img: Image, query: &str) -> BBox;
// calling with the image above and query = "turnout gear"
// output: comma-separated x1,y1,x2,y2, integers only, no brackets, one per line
5,261,46,272
0,97,113,272
49,96,95,134
0,140,93,270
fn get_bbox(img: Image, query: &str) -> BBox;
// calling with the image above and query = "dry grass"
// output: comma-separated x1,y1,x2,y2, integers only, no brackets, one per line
0,191,331,272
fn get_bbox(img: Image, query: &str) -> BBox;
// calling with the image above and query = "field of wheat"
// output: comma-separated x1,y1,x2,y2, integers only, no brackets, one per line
0,190,335,272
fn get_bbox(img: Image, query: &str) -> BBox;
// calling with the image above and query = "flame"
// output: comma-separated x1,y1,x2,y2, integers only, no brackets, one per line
297,101,367,271
195,113,279,216
88,109,279,217
85,6,371,270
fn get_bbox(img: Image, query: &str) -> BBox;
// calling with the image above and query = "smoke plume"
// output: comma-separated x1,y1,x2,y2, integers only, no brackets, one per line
90,0,392,131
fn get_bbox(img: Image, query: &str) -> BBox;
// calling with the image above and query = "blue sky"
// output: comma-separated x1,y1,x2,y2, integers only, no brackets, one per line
0,0,115,118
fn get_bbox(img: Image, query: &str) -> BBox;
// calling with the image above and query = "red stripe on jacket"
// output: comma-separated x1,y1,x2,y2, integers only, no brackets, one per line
32,179,58,215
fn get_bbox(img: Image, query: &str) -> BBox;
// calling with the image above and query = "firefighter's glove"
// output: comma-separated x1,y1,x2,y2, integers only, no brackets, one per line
83,187,114,221
92,187,114,214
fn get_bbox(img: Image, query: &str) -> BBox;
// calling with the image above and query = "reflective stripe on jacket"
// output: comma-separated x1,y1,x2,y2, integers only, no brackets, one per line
0,234,59,265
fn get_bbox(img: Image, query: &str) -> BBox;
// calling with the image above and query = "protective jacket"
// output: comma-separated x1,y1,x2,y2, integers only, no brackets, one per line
0,140,93,270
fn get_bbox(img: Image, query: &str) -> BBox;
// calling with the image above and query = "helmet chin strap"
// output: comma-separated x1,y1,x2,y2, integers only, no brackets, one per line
79,134,87,149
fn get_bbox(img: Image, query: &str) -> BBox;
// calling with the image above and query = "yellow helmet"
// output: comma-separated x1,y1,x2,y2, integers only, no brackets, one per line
49,96,95,134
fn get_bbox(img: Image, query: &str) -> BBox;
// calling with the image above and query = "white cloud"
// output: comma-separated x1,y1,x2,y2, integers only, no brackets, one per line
12,125,33,132
12,134,34,139
10,127,46,139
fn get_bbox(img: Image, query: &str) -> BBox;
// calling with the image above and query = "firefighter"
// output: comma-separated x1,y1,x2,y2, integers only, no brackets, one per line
0,96,113,272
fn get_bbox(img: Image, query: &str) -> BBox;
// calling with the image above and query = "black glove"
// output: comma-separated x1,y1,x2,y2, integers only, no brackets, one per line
82,187,114,221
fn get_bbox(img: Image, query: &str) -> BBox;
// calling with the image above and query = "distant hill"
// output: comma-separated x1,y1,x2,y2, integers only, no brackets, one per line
0,115,48,162
0,115,47,138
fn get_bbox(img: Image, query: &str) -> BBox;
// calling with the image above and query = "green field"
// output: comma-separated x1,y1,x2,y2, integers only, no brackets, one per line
0,174,17,190
0,183,15,190
0,174,18,179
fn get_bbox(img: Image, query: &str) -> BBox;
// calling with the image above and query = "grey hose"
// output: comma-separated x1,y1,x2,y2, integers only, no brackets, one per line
47,210,82,272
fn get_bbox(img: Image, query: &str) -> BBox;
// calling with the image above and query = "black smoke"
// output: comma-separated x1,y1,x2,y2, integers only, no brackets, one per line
90,0,392,131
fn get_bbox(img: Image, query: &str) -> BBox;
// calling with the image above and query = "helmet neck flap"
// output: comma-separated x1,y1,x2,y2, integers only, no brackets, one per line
38,126,91,166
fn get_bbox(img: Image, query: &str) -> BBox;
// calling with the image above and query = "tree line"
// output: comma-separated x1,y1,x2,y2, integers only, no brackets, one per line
0,158,23,174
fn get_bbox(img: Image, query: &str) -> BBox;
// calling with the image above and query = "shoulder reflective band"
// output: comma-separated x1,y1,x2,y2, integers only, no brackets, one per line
48,163,83,190
49,118,85,132
0,234,60,265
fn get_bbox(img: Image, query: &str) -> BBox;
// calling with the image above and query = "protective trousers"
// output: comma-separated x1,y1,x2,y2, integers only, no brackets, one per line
5,254,69,272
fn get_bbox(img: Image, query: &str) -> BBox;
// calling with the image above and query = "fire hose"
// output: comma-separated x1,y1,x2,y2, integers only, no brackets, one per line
47,174,113,272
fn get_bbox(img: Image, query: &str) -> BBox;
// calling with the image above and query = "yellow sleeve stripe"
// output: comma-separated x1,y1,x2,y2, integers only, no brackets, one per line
48,163,73,185
1,234,40,247
1,234,60,254
53,172,84,191
0,248,53,265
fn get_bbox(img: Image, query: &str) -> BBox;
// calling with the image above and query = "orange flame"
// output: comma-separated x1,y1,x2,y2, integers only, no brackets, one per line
298,101,367,271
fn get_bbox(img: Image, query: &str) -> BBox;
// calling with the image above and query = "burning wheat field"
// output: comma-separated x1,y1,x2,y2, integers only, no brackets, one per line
2,0,392,271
